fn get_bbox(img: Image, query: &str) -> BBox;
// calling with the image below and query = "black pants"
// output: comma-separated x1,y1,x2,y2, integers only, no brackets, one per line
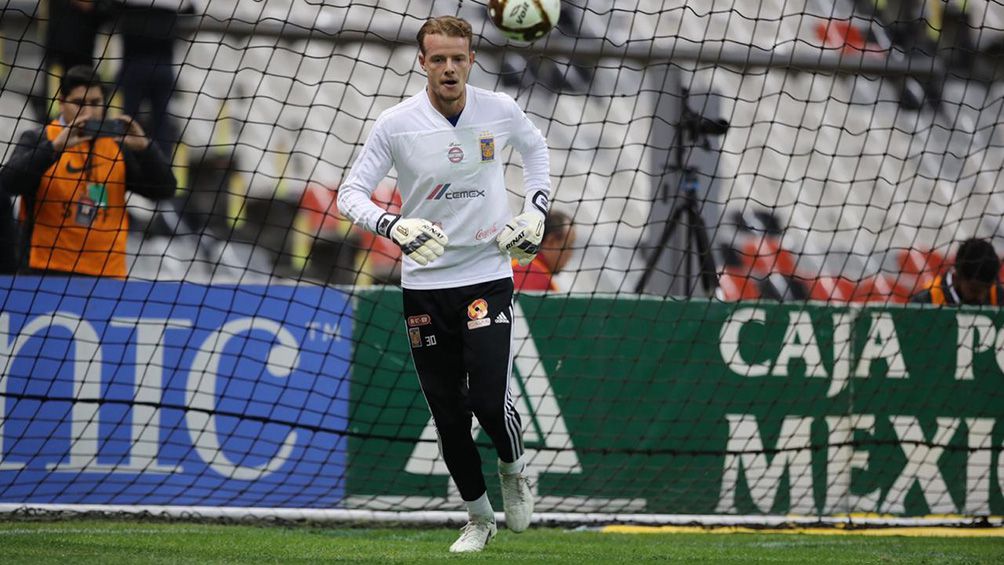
402,277,523,502
117,7,180,156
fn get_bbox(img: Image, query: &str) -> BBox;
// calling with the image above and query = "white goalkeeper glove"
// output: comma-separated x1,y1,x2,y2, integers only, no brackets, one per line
376,213,448,266
497,210,545,266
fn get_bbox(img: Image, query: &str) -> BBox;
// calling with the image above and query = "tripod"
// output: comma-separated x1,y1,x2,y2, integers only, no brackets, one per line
635,168,718,296
636,88,724,296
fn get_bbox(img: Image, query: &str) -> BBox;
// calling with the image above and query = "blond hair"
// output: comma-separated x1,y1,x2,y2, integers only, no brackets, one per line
416,16,473,54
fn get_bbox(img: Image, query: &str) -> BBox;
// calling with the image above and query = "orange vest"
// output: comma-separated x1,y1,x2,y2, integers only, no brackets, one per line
21,122,129,277
928,274,999,305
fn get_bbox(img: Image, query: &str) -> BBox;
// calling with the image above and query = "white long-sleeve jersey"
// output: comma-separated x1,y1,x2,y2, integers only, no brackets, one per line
337,85,551,290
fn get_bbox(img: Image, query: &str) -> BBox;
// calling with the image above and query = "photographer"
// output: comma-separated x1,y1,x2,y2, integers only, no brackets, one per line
0,65,176,277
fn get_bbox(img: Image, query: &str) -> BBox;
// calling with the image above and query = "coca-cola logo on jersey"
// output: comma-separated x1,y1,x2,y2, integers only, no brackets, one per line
475,223,500,241
447,143,464,164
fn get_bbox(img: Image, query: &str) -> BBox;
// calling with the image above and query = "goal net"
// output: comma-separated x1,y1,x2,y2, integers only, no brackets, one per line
0,0,1001,523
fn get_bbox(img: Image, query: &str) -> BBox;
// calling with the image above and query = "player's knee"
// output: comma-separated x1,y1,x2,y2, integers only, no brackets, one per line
431,409,472,435
469,399,506,429
434,417,474,441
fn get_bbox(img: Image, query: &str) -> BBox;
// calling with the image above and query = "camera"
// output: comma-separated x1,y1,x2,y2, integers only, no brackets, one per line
682,113,730,136
677,88,730,147
81,119,130,138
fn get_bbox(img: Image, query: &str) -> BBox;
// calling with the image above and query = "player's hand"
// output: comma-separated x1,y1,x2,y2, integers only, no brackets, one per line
497,210,545,266
380,215,448,266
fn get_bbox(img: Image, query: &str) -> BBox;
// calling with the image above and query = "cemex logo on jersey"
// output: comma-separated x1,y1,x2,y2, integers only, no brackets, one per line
426,183,486,201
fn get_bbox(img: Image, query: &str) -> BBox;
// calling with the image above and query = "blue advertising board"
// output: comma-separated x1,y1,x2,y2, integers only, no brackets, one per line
0,277,351,508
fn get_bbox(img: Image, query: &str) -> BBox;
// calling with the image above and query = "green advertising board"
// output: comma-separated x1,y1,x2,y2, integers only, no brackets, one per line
346,289,1004,516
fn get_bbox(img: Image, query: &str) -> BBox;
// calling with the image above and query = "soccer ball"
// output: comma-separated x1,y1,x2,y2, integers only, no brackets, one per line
487,0,561,43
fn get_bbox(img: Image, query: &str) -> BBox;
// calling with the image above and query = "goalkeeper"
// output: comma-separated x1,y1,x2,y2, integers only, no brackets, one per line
336,15,549,553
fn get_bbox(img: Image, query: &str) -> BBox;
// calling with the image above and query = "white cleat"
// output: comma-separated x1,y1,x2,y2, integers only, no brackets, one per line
449,519,497,553
499,470,534,533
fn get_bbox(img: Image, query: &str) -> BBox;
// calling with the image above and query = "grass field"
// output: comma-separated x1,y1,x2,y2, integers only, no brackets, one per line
0,520,1002,564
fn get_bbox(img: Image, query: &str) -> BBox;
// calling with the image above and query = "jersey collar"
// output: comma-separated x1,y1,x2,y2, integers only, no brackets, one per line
424,85,471,127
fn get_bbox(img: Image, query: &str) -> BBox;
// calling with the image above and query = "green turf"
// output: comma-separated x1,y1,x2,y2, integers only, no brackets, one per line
0,520,1001,564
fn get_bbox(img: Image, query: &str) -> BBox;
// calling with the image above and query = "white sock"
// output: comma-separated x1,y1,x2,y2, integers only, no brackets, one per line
465,491,494,522
498,453,525,475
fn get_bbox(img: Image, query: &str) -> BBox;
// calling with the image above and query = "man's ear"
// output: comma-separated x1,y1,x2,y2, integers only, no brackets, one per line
418,52,426,71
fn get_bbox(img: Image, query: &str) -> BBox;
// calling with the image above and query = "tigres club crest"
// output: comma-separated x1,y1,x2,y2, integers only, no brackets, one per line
479,132,495,162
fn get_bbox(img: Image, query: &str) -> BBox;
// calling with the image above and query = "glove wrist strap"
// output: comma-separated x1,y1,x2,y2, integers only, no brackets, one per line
376,213,401,238
524,189,549,217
